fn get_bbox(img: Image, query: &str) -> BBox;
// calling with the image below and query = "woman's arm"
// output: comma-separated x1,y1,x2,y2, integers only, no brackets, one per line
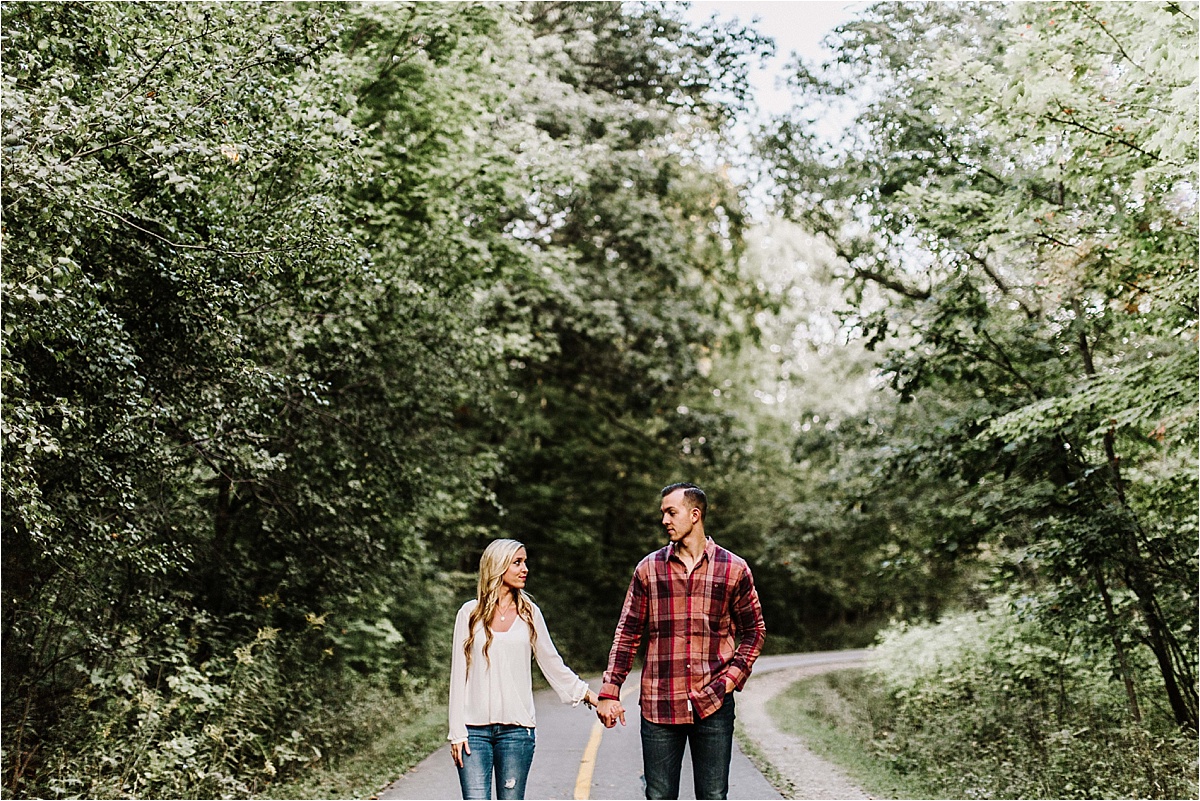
530,604,592,706
447,603,472,744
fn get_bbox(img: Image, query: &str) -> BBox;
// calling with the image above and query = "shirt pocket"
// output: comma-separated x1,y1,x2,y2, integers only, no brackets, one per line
704,584,730,632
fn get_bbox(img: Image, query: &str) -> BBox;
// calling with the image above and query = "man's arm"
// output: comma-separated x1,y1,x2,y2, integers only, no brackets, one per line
597,566,648,726
723,564,766,692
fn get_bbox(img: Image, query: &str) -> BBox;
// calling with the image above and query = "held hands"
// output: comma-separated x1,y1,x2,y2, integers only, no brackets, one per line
590,679,730,731
596,697,626,728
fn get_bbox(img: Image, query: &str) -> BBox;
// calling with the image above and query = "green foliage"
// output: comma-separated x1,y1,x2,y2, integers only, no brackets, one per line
760,0,1198,731
2,3,390,795
260,681,448,801
864,603,1197,799
769,670,942,800
1,1,774,796
677,220,990,654
39,626,329,799
438,0,773,665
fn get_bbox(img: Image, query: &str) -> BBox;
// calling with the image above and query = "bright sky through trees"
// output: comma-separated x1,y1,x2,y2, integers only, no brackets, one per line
685,0,865,116
682,1,867,215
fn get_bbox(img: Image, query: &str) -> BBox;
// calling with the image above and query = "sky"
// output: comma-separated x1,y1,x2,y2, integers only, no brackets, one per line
682,1,867,117
677,1,869,215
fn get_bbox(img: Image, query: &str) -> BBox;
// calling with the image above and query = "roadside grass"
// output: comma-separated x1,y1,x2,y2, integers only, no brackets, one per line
261,682,446,800
260,670,584,800
767,669,942,801
733,723,798,799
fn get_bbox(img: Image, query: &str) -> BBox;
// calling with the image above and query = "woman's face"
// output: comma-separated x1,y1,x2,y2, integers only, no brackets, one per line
501,547,528,591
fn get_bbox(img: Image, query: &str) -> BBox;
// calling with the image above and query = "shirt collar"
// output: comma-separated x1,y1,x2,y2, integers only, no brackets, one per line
669,536,715,564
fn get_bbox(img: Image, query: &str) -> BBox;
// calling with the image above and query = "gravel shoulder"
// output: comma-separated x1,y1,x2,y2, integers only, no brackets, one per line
736,660,875,800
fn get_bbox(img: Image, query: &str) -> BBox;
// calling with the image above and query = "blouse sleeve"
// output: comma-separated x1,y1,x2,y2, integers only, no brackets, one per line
531,603,590,706
447,602,471,743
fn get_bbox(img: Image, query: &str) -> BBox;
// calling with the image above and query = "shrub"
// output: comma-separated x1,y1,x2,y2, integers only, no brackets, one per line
24,616,451,800
866,599,1198,799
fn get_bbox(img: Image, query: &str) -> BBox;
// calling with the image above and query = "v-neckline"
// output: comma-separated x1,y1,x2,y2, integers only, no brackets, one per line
492,607,520,633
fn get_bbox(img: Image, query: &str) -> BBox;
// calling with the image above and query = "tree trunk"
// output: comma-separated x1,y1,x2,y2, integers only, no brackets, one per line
1073,310,1196,730
1091,563,1141,723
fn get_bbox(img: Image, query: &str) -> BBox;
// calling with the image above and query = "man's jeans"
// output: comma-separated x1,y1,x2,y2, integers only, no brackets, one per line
640,695,735,800
456,724,536,800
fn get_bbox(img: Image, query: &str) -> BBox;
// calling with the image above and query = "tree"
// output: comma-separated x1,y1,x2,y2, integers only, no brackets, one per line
761,0,1197,728
1,2,520,794
1,2,779,794
437,1,774,662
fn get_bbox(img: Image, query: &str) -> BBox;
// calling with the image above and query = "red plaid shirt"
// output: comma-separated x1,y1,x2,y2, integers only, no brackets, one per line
600,538,765,723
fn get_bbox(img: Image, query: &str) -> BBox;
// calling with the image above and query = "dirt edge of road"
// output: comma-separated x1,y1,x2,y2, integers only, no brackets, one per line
735,661,874,801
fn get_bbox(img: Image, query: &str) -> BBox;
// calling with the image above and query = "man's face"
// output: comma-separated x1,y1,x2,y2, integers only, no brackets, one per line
661,489,696,543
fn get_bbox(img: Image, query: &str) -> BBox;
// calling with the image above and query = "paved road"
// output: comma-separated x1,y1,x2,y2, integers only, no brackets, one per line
378,650,867,800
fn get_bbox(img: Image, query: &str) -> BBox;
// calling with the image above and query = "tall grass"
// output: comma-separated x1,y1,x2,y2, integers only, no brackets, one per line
865,600,1196,799
774,599,1197,800
261,678,447,800
767,671,942,800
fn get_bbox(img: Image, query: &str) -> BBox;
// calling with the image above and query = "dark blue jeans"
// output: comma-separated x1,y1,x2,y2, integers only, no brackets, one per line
456,724,536,800
640,695,735,800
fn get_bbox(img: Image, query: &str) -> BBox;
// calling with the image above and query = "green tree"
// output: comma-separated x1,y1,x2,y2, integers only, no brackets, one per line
2,4,376,794
1,1,780,795
681,219,988,652
1,2,518,794
762,0,1197,728
436,1,774,662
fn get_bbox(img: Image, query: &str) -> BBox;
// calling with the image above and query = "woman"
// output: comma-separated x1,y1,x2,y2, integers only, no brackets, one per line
448,539,598,800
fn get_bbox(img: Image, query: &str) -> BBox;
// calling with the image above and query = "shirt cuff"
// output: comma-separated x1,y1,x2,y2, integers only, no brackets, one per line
599,681,623,700
569,682,591,707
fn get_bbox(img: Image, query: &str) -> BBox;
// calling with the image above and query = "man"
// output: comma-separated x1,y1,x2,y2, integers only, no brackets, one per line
596,482,765,800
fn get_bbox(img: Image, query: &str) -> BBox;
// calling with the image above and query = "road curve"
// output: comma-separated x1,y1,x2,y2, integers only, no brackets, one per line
377,650,867,801
736,651,873,800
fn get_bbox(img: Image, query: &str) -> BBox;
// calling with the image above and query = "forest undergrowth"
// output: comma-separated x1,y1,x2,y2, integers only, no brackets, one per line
772,606,1198,800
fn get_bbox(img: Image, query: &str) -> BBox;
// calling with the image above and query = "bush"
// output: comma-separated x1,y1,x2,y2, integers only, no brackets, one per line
23,621,449,800
864,599,1198,799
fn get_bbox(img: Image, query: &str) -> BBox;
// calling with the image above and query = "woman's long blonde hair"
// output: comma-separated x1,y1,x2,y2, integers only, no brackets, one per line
464,539,537,675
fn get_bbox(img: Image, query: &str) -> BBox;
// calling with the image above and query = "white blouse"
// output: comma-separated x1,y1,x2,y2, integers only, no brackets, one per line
447,598,590,744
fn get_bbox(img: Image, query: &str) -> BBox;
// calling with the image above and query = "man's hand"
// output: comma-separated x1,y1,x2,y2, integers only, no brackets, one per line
596,698,626,728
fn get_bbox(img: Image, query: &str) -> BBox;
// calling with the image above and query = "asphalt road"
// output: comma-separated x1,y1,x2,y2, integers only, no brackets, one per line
378,650,868,801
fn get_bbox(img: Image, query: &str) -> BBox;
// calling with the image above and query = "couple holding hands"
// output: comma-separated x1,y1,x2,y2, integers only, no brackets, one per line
447,483,766,800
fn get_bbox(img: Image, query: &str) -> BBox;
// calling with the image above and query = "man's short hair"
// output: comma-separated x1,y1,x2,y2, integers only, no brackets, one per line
661,482,707,521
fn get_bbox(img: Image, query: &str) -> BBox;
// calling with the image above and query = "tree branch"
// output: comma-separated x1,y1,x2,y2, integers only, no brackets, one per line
850,262,931,301
965,250,1039,319
80,202,312,258
1047,102,1178,166
1069,1,1149,75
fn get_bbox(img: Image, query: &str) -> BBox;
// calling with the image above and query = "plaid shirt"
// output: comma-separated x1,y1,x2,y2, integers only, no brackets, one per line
600,538,765,723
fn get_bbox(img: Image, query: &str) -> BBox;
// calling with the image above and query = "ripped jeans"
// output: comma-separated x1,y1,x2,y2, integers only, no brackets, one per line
456,724,536,799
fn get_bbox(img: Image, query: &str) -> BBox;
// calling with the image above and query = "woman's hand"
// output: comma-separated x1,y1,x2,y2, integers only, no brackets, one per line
582,690,597,709
450,740,470,768
596,698,626,728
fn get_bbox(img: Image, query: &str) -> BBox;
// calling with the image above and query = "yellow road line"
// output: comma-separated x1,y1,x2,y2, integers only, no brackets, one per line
573,719,605,800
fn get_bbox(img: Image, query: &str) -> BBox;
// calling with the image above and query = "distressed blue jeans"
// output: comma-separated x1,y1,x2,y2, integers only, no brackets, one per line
640,695,735,800
456,724,536,800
